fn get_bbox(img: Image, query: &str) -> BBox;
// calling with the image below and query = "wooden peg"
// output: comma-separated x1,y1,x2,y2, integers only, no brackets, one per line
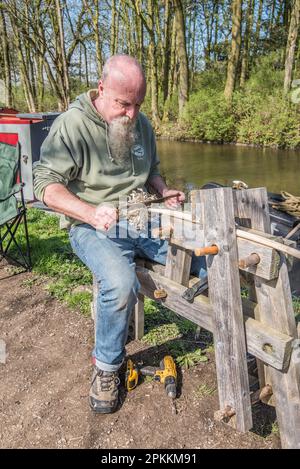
154,289,168,299
250,384,273,405
259,384,273,404
214,405,236,423
194,245,219,257
238,253,261,269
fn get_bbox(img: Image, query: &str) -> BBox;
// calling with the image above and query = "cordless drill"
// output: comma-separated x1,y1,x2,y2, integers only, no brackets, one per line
126,355,177,399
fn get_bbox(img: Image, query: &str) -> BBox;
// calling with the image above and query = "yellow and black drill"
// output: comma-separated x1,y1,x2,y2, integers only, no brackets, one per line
126,355,177,399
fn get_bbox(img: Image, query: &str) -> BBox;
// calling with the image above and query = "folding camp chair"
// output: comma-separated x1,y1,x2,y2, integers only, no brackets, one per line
0,139,31,270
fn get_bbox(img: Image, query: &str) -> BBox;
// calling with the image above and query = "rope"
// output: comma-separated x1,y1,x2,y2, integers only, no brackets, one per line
272,191,300,218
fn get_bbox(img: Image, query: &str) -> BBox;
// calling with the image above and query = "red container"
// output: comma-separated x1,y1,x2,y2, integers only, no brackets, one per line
0,109,60,201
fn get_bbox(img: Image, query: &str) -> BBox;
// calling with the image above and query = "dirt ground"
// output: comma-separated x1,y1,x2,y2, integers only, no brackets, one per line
0,260,281,449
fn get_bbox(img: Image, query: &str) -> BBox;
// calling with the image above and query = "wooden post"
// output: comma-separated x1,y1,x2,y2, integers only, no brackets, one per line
132,258,145,340
233,188,270,390
234,188,300,449
134,293,145,340
165,244,192,286
200,187,253,432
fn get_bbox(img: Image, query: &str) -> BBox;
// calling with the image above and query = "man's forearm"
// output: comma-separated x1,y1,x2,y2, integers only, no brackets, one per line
147,175,169,196
43,183,96,226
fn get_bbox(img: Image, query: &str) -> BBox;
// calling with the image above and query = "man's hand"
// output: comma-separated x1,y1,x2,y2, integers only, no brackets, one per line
162,188,185,208
94,203,118,231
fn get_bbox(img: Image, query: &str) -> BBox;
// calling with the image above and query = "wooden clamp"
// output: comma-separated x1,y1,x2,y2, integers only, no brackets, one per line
194,245,219,257
154,288,168,299
214,405,236,423
251,384,273,405
238,253,260,269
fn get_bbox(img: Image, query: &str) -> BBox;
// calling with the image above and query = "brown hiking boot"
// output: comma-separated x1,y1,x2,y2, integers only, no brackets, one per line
89,367,120,414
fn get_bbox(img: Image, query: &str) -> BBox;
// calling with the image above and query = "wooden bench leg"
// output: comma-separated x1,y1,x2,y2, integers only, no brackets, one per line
134,293,144,340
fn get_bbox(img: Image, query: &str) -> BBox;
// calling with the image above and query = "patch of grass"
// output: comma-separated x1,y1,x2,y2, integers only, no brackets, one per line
271,422,279,436
170,343,208,368
13,208,92,314
4,265,25,275
141,299,211,369
195,383,217,398
293,296,300,323
143,298,197,345
65,291,93,316
204,344,215,354
22,276,43,288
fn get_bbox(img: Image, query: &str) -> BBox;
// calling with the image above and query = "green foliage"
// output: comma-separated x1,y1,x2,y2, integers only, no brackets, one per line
65,291,92,316
183,54,300,149
271,422,280,436
184,89,236,142
143,299,210,369
234,91,300,149
245,52,285,95
143,298,197,346
193,67,226,93
293,296,300,324
194,383,217,398
169,342,208,368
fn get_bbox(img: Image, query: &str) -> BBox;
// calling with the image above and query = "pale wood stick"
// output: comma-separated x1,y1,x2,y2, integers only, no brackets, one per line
148,207,193,221
285,222,300,240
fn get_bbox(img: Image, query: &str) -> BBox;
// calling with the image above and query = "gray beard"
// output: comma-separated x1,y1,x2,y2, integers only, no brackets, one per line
108,116,137,164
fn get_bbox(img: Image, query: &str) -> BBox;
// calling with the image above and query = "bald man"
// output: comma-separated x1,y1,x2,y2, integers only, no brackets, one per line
33,55,205,414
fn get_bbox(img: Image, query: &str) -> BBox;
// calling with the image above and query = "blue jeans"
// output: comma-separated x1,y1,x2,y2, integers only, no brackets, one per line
69,221,206,372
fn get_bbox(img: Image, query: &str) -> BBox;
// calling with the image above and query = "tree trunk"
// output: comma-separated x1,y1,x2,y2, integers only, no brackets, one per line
110,0,117,55
147,0,160,127
55,0,70,109
162,0,172,102
0,8,13,107
135,8,143,64
93,0,102,77
224,0,242,102
8,10,36,112
254,0,263,56
173,0,189,121
163,16,176,122
123,2,133,55
83,0,102,77
240,0,253,87
83,43,90,87
132,0,160,126
284,0,300,94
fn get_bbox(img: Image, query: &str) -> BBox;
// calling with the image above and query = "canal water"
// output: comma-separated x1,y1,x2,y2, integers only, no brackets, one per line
157,141,300,195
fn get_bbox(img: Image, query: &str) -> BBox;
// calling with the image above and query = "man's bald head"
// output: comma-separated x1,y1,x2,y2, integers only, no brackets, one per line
94,54,146,124
101,55,146,93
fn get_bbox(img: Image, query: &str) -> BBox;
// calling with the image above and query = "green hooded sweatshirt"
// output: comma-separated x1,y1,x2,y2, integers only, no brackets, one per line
33,90,161,228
